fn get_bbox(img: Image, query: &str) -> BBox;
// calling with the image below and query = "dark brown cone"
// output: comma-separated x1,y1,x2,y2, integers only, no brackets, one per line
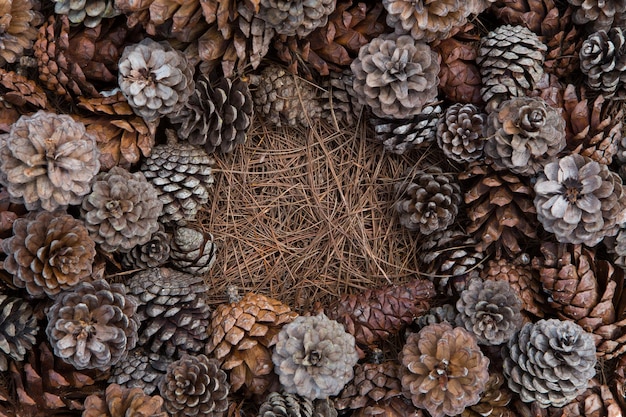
108,347,171,395
169,226,217,275
335,362,402,412
462,373,514,417
325,280,435,346
613,354,626,412
83,384,166,417
548,379,621,417
0,69,48,111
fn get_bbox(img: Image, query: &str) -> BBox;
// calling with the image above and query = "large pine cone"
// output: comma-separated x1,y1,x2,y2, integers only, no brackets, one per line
83,384,167,417
0,295,37,371
121,226,171,270
258,392,315,417
567,0,626,32
109,347,171,395
118,38,195,122
484,97,566,177
351,34,439,119
436,103,487,163
335,362,402,412
534,154,626,246
272,313,358,400
503,319,596,408
400,322,489,417
52,0,118,27
81,166,163,253
0,111,100,211
0,0,42,66
257,0,335,37
2,211,96,298
45,279,139,371
169,226,217,275
580,28,626,97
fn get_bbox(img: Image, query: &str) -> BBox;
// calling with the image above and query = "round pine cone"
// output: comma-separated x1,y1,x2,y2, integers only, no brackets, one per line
456,279,523,345
257,0,335,37
0,295,38,371
52,0,118,27
121,227,171,270
158,354,229,417
118,38,195,122
400,323,490,417
169,226,217,275
394,167,462,235
109,347,171,395
351,34,439,119
0,0,42,66
580,28,626,97
3,211,95,298
258,392,315,417
272,313,359,400
0,111,100,211
484,97,566,177
534,154,626,246
503,319,596,408
81,166,163,253
436,103,486,163
568,0,626,32
83,383,167,417
46,279,139,371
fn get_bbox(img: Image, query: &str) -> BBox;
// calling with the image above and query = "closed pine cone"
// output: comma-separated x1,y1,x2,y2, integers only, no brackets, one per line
52,0,118,27
335,362,402,412
436,103,486,164
320,70,363,128
109,347,171,395
257,0,335,37
258,392,314,417
568,0,626,32
169,226,217,275
83,383,167,417
0,0,42,66
121,226,171,270
0,295,37,371
580,28,626,97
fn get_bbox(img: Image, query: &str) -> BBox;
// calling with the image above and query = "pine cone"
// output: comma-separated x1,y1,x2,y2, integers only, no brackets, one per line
400,322,490,417
413,304,457,330
580,28,626,98
257,0,335,37
169,226,217,275
369,103,442,155
0,68,48,113
118,38,195,122
394,167,462,235
484,96,566,177
46,279,139,371
109,347,171,395
335,362,402,412
456,278,523,345
503,319,596,408
128,267,211,357
159,354,229,417
83,384,166,417
0,0,42,66
550,379,622,417
0,296,37,371
476,25,547,112
351,34,439,119
324,280,436,347
0,111,100,211
272,313,358,400
461,373,513,417
258,392,314,417
436,103,486,163
567,0,626,32
52,0,119,27
320,70,363,127
534,154,626,246
2,211,96,298
607,227,626,267
121,227,171,270
81,166,163,253
352,398,423,417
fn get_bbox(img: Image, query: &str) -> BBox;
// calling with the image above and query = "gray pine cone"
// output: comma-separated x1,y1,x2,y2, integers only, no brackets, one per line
170,226,217,275
580,28,626,97
52,0,119,27
436,103,486,163
257,0,336,37
0,295,38,371
413,304,457,331
121,227,171,270
109,347,172,395
568,0,626,32
258,392,314,417
320,70,363,128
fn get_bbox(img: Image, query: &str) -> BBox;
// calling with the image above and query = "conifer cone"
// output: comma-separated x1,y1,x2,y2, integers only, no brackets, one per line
83,384,167,417
436,103,486,163
0,69,47,114
459,162,538,257
121,227,171,270
413,304,457,330
0,295,37,371
205,293,298,395
549,379,622,417
320,70,363,127
0,0,43,66
352,398,423,417
335,362,402,412
52,0,119,28
567,0,626,32
613,354,626,411
109,347,171,395
324,280,435,347
256,0,335,37
433,34,483,105
580,27,626,97
128,267,211,358
461,373,514,417
169,226,217,275
258,392,315,417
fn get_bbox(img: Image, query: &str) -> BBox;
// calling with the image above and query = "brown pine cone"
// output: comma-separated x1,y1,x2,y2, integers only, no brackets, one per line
258,392,314,417
0,295,37,371
257,0,335,37
83,384,166,417
462,373,514,417
335,362,402,412
0,69,47,112
567,0,626,32
436,103,487,163
121,227,171,270
109,347,171,395
549,379,622,417
433,34,483,105
352,397,423,417
320,70,363,127
0,0,43,66
169,226,217,275
580,28,626,96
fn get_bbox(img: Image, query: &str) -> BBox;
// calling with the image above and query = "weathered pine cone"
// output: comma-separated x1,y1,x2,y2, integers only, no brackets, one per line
320,70,363,128
484,97,566,177
2,211,96,298
568,0,626,32
109,347,171,395
118,38,195,122
400,322,490,417
45,279,139,371
257,0,335,37
580,28,626,97
81,166,163,253
272,313,359,400
351,34,439,119
413,304,457,330
158,354,229,417
258,392,315,417
534,154,626,246
83,383,167,417
503,319,597,408
121,226,171,270
0,0,43,66
52,0,119,28
169,226,217,275
0,295,38,371
456,278,523,345
0,111,100,211
436,103,486,164
335,362,402,412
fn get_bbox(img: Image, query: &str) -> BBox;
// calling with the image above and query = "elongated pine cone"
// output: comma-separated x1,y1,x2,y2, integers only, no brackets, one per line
534,154,626,246
52,0,118,28
158,354,229,417
121,227,171,270
169,226,217,275
83,384,166,417
2,211,95,298
503,319,596,408
109,347,171,395
484,97,566,177
335,362,402,412
81,166,163,253
568,0,626,32
258,392,314,417
0,295,37,371
351,34,439,119
0,111,100,211
0,0,42,66
436,103,486,163
46,279,139,371
272,313,358,399
580,28,626,96
118,38,195,122
257,0,335,37
400,322,489,417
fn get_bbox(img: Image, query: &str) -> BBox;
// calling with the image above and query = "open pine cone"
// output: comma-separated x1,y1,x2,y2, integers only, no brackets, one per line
436,103,487,163
567,0,626,32
258,392,315,417
52,0,119,28
83,383,167,417
580,27,626,97
257,0,336,37
0,0,43,66
109,347,171,395
0,295,37,371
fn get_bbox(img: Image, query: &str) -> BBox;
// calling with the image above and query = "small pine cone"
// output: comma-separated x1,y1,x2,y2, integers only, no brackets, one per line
169,226,217,275
369,103,443,155
477,25,547,112
400,322,490,417
0,68,48,112
567,0,626,32
606,227,626,267
320,70,363,127
2,211,96,298
141,137,214,226
550,379,622,417
81,166,163,253
0,0,43,66
0,296,37,371
272,313,358,400
434,36,483,105
352,397,424,417
169,76,254,154
128,267,211,357
121,227,171,270
484,96,566,177
462,373,513,417
335,362,402,412
456,279,523,345
250,65,321,127
83,384,167,417
46,279,139,371
159,354,229,417
324,280,436,346
257,0,335,37
581,28,626,97
0,111,100,211
351,34,440,119
206,293,298,395
394,167,462,235
534,154,626,246
436,103,486,164
52,0,118,28
503,319,596,408
109,347,171,395
118,38,195,122
413,304,457,330
258,392,314,417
